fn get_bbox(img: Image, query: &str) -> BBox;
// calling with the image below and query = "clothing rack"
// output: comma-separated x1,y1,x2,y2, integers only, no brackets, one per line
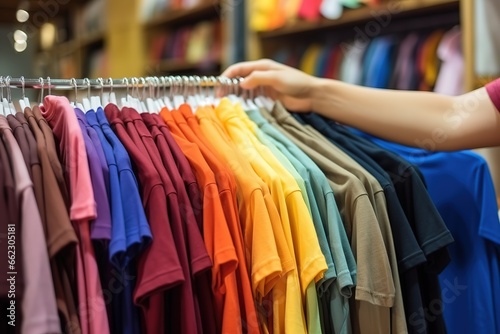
0,75,243,101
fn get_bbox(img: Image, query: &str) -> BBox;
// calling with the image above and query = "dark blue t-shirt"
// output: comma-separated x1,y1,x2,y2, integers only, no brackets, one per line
350,130,500,334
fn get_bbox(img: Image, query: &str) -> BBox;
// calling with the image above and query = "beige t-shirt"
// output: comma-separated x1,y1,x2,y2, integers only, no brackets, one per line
266,103,399,333
299,122,407,333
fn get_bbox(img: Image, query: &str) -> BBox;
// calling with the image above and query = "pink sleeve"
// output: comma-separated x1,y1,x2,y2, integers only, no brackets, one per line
485,78,500,112
41,96,97,221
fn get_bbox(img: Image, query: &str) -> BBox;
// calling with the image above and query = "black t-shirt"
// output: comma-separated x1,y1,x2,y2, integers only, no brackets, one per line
296,113,426,270
298,113,454,334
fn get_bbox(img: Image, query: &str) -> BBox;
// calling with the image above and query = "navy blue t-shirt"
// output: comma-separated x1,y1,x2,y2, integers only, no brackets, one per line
349,131,500,334
298,113,454,334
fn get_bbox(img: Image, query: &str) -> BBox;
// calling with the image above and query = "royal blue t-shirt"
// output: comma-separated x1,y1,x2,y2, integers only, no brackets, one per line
351,130,500,334
96,107,153,334
96,108,152,255
85,109,127,268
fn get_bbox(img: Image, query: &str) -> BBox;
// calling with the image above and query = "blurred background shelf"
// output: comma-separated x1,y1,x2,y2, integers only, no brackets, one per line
258,0,459,39
145,1,220,28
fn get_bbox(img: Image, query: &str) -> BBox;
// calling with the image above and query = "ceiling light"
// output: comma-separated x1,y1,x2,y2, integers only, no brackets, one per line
13,30,27,42
16,10,29,23
40,23,56,50
14,40,27,53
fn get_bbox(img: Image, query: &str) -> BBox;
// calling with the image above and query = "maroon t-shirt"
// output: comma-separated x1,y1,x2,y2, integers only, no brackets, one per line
486,78,500,112
151,114,204,231
141,112,215,334
120,107,202,334
104,104,184,334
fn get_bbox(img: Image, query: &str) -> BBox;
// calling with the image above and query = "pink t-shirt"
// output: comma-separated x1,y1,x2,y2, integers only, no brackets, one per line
41,96,109,334
486,78,500,112
0,115,61,334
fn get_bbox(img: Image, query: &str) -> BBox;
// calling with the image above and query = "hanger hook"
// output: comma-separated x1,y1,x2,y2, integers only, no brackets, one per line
0,77,4,100
70,78,77,104
98,77,104,98
140,77,146,100
154,77,160,99
108,77,113,94
150,77,156,99
46,76,51,95
20,76,25,100
130,77,136,98
39,77,44,104
122,77,129,98
5,76,11,103
194,75,204,98
83,78,90,100
160,77,166,99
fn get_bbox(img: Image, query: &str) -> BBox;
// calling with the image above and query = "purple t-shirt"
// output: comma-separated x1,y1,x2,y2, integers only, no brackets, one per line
75,108,112,241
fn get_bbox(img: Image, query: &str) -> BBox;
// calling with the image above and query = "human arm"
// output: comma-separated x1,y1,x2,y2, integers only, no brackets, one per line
222,59,500,151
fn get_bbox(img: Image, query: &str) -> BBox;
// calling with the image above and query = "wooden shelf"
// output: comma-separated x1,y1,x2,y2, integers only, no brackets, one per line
148,58,220,73
80,31,105,48
144,1,220,28
258,0,459,39
54,39,79,56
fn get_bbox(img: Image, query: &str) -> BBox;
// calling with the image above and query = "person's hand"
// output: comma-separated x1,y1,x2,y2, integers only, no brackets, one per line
222,59,319,112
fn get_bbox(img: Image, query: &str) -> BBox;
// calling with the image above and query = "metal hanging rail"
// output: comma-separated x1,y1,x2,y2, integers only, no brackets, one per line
0,75,242,91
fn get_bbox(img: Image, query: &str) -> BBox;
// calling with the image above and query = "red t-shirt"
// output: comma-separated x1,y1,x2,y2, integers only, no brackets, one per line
121,107,209,334
104,104,184,334
145,113,218,334
141,112,213,333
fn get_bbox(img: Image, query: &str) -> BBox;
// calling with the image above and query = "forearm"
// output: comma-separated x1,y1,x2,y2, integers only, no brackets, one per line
310,78,500,150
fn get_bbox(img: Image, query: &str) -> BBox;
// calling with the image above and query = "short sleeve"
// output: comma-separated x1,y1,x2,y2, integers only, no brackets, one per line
485,78,500,112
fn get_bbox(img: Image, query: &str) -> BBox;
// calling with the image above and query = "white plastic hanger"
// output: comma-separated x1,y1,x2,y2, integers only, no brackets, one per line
245,84,259,111
2,76,16,116
4,76,16,115
90,78,103,111
119,78,130,108
154,77,166,112
82,78,92,112
102,78,113,108
18,76,29,111
38,77,45,107
70,78,85,111
228,77,250,111
208,76,217,107
173,76,185,110
193,76,205,109
163,77,174,111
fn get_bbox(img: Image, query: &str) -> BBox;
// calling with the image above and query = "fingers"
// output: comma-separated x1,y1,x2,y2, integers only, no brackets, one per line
239,70,281,90
221,59,281,78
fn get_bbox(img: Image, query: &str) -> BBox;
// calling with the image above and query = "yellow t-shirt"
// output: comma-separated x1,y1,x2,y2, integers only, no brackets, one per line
216,99,328,333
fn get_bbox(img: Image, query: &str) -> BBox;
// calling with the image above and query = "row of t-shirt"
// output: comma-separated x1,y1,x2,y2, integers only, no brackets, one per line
273,26,463,96
250,0,381,31
148,20,222,71
1,92,495,334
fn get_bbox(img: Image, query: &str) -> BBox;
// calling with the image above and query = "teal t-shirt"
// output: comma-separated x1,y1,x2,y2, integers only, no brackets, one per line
247,108,356,334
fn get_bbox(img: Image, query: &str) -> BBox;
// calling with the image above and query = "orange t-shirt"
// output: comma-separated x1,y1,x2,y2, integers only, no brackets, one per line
196,106,285,296
159,108,245,334
171,105,261,334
